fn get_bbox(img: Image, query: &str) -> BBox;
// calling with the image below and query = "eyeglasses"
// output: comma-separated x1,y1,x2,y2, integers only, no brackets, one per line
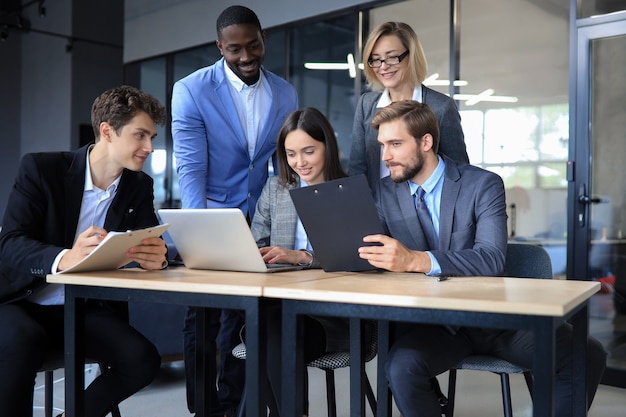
367,50,409,68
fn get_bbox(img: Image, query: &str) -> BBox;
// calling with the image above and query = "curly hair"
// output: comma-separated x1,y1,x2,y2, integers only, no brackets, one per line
91,85,166,141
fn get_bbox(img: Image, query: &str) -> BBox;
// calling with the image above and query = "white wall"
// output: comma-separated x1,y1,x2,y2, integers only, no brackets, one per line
124,0,372,62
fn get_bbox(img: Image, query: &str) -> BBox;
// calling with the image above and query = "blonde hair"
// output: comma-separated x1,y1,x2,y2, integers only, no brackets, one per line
362,22,428,92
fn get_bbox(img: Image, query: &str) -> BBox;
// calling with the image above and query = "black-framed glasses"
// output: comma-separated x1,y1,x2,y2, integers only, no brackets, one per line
367,50,409,68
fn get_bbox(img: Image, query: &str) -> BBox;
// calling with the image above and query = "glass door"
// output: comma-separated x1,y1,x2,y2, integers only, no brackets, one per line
570,11,626,387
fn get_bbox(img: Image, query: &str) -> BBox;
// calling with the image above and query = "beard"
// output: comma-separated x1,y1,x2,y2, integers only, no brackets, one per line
388,151,425,183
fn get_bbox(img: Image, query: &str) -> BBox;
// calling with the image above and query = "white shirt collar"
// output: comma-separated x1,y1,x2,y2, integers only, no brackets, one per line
84,145,121,193
224,59,264,92
376,86,423,108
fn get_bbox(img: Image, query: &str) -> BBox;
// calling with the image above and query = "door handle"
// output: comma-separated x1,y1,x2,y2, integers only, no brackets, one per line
578,194,601,204
578,184,601,227
578,184,601,205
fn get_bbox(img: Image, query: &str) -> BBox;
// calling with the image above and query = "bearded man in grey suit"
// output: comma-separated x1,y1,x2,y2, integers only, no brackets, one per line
358,100,606,417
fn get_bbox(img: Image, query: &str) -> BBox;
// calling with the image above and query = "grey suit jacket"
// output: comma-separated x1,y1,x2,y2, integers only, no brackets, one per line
250,176,321,268
349,85,469,192
376,156,507,276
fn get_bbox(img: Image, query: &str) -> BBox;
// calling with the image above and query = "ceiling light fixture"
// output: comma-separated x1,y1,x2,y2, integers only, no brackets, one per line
346,53,357,78
423,73,468,87
304,59,364,73
454,89,518,105
303,58,518,105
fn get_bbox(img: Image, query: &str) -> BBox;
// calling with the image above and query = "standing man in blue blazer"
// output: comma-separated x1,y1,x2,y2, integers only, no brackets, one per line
171,5,298,416
358,100,606,417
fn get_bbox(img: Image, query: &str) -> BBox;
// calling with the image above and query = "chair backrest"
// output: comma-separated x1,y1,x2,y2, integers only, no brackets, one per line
503,243,553,279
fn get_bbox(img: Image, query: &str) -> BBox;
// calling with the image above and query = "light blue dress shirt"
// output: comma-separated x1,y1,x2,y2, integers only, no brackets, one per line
294,179,313,251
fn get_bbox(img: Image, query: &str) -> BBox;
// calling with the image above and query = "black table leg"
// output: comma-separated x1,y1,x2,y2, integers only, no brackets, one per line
532,317,556,417
64,288,85,417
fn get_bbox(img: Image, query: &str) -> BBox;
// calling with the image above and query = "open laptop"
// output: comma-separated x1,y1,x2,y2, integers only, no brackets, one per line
157,208,301,273
289,174,384,272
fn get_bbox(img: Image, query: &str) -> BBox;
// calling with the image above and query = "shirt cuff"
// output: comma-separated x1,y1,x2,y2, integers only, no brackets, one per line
51,249,70,274
425,251,442,276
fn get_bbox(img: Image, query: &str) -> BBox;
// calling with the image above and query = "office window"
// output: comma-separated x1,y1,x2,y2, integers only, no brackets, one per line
173,45,220,83
579,0,626,18
138,57,168,207
289,13,359,168
264,29,288,79
459,0,570,246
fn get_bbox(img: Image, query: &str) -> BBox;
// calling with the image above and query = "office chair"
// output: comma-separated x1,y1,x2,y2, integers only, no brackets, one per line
232,320,378,417
39,351,122,417
444,243,553,417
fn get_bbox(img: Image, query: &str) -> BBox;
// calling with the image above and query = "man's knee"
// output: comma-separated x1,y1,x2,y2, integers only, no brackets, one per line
385,346,430,386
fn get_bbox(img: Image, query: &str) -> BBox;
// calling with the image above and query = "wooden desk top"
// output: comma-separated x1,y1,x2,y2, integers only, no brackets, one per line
263,273,601,317
47,267,346,297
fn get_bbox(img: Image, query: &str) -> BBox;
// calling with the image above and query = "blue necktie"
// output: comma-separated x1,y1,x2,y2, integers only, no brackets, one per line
415,187,438,250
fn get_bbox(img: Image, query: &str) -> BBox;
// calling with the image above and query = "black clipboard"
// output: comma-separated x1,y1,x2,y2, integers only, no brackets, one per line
289,174,384,272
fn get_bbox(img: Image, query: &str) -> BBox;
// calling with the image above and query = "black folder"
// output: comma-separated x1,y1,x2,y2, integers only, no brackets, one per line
289,174,384,272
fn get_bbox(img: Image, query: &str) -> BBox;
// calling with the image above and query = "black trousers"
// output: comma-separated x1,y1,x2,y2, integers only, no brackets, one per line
385,323,607,417
183,307,245,415
0,300,161,417
265,303,328,417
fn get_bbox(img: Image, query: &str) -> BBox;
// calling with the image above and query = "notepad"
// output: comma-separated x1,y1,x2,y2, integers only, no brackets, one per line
60,223,170,273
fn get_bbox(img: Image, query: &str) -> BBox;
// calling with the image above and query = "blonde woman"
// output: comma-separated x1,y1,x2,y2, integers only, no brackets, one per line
350,21,469,191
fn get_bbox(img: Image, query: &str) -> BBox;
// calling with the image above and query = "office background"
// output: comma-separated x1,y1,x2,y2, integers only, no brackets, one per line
1,0,626,386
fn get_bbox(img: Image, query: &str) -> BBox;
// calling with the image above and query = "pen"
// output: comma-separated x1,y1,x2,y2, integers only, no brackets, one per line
437,275,449,282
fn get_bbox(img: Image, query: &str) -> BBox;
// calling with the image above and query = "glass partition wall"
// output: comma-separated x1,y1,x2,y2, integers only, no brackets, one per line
137,0,572,243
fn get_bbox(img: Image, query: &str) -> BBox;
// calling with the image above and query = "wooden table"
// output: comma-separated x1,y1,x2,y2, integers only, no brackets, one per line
47,267,342,417
264,272,601,417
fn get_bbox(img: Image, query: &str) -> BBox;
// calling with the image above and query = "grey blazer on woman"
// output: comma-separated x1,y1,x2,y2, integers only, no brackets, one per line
250,176,321,268
349,85,469,192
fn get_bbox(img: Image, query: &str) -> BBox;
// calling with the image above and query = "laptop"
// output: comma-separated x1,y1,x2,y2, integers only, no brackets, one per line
289,174,384,272
157,208,302,273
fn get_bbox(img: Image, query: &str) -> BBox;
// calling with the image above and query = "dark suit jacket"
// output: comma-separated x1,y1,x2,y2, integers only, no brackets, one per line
349,85,469,192
376,156,508,277
0,145,160,303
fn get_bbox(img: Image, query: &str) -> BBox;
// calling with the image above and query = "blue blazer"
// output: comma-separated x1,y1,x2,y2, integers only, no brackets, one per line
376,156,507,276
0,145,160,303
172,59,298,218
